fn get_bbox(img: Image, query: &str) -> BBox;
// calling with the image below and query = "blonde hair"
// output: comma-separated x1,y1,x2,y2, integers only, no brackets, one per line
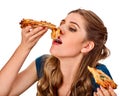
37,8,110,96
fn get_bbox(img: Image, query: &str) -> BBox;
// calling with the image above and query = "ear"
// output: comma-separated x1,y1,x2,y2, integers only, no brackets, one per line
81,41,94,53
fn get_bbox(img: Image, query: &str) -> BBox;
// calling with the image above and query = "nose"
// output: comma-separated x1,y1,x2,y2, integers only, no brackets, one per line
59,26,65,35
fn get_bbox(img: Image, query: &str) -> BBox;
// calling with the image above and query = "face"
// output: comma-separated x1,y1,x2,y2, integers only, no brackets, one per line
50,13,88,58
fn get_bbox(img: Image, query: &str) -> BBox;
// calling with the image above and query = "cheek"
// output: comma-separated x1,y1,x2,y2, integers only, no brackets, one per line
65,42,82,55
64,38,84,54
50,46,81,57
51,41,82,57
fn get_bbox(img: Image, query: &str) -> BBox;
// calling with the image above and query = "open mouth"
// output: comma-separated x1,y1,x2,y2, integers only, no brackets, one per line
53,38,62,44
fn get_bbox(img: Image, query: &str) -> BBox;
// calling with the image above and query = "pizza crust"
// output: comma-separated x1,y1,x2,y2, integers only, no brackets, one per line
19,18,60,39
88,66,117,89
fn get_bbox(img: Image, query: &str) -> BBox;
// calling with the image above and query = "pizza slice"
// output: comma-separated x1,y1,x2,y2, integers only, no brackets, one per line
87,66,117,89
19,18,60,39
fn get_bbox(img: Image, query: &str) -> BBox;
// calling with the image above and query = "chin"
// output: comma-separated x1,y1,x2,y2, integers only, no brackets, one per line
50,48,56,56
50,50,57,57
49,50,59,58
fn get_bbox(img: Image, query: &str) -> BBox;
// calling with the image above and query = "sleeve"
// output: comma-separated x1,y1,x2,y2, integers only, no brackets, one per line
91,64,113,92
35,54,50,79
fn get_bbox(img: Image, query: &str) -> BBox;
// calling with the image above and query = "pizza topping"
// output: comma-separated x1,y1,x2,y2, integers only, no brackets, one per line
87,66,117,89
19,19,56,29
51,28,61,40
100,75,106,80
19,18,61,40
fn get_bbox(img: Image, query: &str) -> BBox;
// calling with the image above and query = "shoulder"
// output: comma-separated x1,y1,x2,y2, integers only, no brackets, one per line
35,54,50,64
35,54,50,79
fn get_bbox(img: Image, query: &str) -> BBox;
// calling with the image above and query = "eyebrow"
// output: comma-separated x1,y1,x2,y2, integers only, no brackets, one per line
70,21,80,28
61,19,80,28
60,19,65,25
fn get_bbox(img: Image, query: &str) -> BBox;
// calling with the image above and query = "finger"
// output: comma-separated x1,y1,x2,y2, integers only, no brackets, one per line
29,27,48,42
29,27,47,36
96,88,104,96
108,86,117,96
33,27,48,38
100,86,111,96
22,26,32,33
28,32,45,48
93,92,98,96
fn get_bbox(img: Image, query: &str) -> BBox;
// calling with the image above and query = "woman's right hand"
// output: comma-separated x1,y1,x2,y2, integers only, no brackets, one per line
20,26,48,50
3,26,48,96
0,26,48,96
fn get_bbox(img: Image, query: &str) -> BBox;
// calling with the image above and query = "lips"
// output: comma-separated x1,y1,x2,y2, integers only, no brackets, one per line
53,38,62,44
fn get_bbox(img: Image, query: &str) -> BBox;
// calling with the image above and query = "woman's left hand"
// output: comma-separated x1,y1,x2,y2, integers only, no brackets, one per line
93,86,117,96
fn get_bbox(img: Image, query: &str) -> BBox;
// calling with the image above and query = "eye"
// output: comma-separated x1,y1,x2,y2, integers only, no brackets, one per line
69,27,77,32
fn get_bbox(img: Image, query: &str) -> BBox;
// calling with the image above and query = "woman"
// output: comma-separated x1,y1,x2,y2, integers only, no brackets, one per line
7,9,116,96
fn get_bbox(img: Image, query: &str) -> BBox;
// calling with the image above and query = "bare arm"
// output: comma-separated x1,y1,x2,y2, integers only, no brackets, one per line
0,44,31,95
0,26,48,95
8,61,37,96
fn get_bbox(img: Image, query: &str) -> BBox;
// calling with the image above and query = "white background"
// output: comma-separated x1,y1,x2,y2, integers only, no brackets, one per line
0,0,120,95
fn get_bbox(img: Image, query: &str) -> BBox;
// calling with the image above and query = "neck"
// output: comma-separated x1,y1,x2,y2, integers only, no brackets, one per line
59,54,83,83
58,55,83,96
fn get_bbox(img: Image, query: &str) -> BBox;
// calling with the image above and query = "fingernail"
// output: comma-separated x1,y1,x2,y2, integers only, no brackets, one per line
97,87,100,91
109,86,112,90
